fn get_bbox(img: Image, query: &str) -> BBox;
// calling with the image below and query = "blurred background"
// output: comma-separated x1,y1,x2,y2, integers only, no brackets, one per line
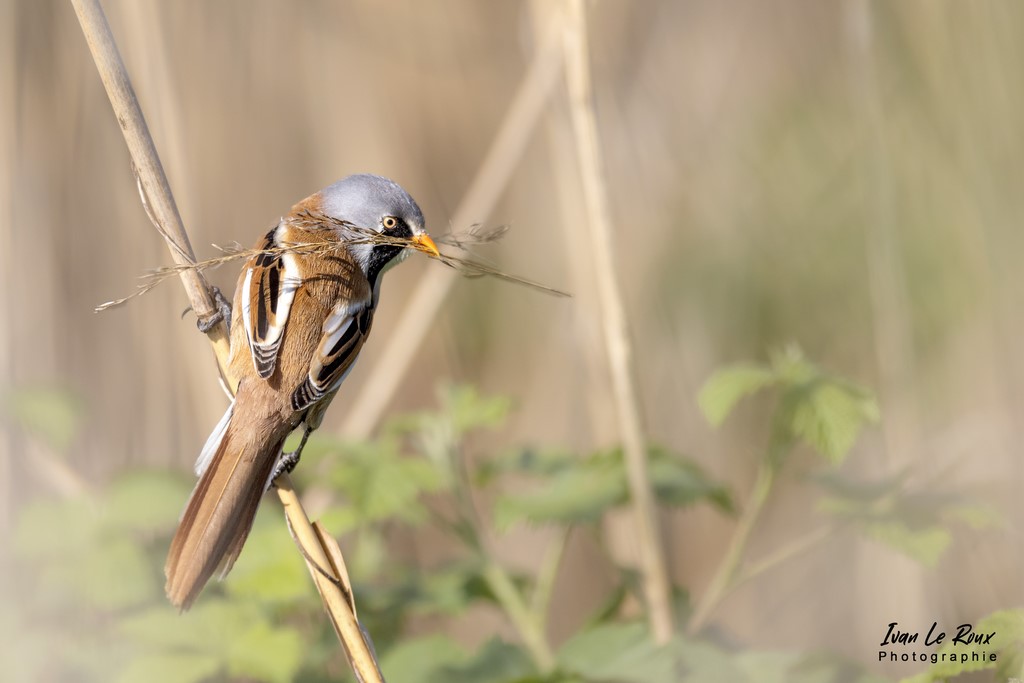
2,1,1022,681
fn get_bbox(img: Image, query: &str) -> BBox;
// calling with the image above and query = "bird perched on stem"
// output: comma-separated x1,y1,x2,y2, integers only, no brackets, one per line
165,174,439,609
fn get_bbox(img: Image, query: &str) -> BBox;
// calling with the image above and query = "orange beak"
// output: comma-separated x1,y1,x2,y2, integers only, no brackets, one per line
411,233,440,258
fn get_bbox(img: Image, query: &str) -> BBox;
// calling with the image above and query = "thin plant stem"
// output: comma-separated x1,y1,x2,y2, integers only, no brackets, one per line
69,2,383,680
687,461,775,635
446,436,557,672
735,525,834,588
562,0,674,643
278,477,385,683
532,527,571,630
482,561,557,673
68,0,233,387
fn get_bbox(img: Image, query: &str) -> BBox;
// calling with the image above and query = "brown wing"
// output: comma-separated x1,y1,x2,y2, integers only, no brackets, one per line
291,302,373,411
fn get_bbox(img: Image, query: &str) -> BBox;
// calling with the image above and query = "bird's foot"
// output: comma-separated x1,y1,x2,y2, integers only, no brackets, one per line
271,449,301,483
196,286,232,334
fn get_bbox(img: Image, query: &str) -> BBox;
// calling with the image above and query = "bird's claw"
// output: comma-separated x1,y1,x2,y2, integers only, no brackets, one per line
197,286,232,334
271,449,301,483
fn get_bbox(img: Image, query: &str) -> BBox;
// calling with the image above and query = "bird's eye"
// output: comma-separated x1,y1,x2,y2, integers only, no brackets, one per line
382,216,398,230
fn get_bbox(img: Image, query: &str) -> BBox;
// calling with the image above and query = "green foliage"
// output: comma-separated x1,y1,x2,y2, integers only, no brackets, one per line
117,601,304,683
314,434,444,533
225,510,317,603
558,623,675,683
8,473,310,683
4,374,1007,683
816,472,1002,567
381,636,534,683
405,560,498,615
898,609,1024,683
379,635,467,683
440,383,513,435
491,447,732,530
698,364,776,427
699,346,879,465
394,383,513,467
12,486,167,612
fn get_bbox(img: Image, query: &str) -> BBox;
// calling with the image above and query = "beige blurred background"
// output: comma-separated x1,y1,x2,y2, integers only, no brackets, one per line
2,0,1022,678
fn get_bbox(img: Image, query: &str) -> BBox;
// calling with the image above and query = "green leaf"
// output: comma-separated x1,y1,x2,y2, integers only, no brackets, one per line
441,384,512,435
408,561,492,616
225,507,315,603
788,380,879,464
558,622,674,683
649,448,734,513
698,349,879,464
675,638,747,683
119,601,303,683
818,479,998,567
380,635,467,683
4,386,84,452
326,436,442,526
476,448,577,484
434,639,534,683
494,449,731,529
698,364,776,427
494,456,623,529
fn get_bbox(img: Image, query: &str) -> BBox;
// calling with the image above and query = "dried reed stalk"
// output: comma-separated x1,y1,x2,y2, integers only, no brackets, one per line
68,0,386,680
561,0,675,643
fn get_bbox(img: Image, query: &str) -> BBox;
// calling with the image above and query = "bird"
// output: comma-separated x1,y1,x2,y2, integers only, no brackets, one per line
165,174,439,609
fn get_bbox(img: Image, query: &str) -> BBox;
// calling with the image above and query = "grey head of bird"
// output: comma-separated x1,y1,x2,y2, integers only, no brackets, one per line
316,174,437,282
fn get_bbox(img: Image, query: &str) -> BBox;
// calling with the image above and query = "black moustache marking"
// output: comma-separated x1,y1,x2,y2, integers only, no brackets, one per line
364,218,413,283
365,244,403,284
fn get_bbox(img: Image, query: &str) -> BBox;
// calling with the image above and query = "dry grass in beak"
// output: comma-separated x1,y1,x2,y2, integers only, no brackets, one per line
96,215,569,312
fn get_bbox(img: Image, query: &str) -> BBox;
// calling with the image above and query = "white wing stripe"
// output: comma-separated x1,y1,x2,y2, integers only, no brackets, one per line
262,252,301,348
321,316,354,354
241,268,254,356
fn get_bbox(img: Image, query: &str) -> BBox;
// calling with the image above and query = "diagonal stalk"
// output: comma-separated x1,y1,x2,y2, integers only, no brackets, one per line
562,0,675,643
69,1,383,680
687,460,775,635
481,560,557,673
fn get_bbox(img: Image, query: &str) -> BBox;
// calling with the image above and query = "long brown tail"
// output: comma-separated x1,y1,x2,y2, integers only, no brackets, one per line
165,398,284,609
